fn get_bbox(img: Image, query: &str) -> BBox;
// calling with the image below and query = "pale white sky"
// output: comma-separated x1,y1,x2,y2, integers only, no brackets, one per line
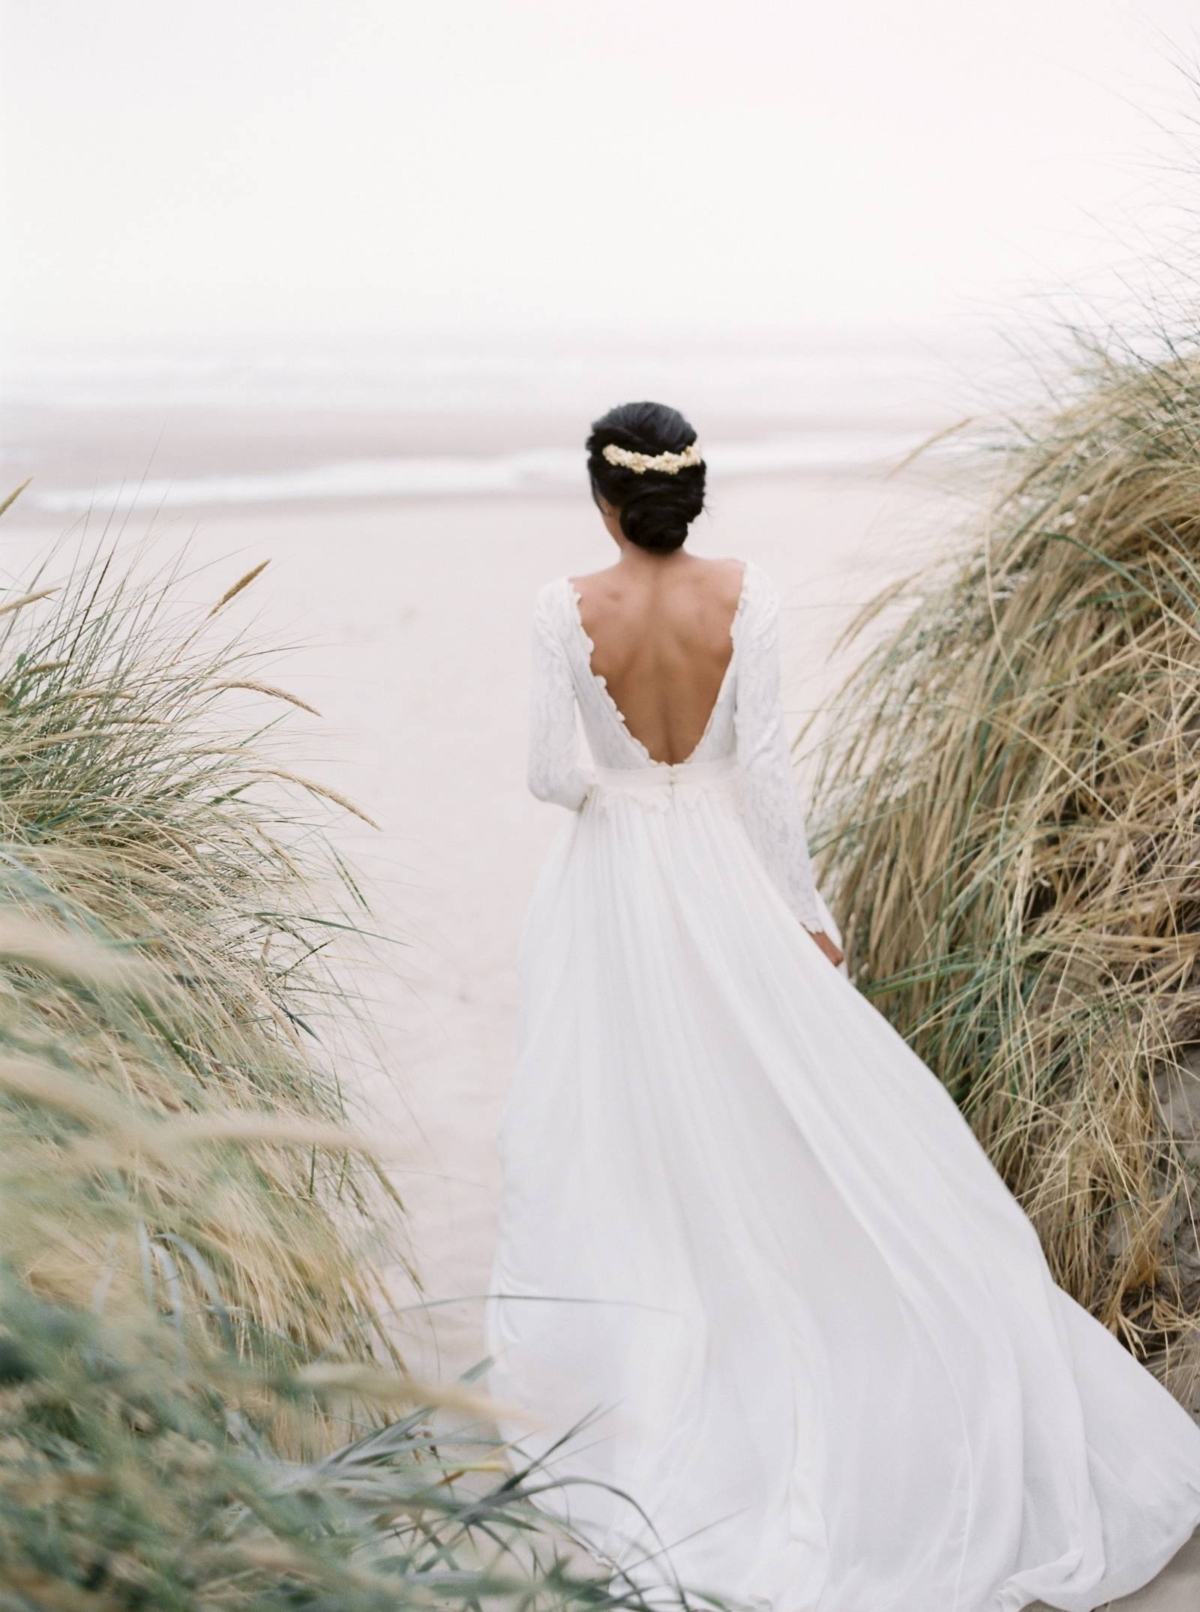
2,0,1198,345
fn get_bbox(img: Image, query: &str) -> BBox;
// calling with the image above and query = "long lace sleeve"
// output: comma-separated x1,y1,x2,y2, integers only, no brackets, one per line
527,587,592,811
734,574,824,933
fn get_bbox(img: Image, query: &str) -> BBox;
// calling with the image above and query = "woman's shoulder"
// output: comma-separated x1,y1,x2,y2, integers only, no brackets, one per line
732,556,777,605
697,555,773,594
533,572,578,607
530,575,577,642
733,559,780,637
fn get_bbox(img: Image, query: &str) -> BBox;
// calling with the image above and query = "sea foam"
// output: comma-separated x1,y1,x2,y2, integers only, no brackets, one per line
34,431,924,514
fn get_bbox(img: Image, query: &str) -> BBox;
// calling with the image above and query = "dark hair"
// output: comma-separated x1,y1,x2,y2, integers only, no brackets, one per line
585,401,706,554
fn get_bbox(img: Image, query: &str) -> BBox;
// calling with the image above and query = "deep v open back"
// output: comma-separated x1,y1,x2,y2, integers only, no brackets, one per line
556,568,747,772
564,561,750,769
524,557,824,931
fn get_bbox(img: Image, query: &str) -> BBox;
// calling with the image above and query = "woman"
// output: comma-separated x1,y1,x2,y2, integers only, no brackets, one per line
484,401,1200,1612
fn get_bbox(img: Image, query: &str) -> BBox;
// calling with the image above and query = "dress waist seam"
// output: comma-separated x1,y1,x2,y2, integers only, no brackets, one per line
591,755,737,788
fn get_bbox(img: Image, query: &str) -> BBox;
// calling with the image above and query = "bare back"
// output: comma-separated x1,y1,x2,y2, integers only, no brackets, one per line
569,556,747,767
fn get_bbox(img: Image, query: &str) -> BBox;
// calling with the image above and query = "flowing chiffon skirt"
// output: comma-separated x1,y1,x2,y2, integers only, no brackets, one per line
485,758,1200,1612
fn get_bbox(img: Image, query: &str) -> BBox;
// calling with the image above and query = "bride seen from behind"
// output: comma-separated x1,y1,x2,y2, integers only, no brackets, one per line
570,424,843,970
485,400,1200,1612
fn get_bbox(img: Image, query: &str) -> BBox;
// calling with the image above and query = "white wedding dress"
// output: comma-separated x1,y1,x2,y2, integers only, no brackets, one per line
484,557,1200,1612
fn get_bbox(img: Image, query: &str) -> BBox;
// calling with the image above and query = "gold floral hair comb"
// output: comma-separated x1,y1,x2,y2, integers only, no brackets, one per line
600,440,703,476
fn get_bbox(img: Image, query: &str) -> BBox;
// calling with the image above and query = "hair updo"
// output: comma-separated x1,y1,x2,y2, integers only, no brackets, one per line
585,401,706,555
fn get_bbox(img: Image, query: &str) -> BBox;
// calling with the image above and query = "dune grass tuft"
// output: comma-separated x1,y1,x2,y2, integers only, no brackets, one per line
807,338,1200,1375
0,508,408,1377
0,500,685,1608
0,919,675,1610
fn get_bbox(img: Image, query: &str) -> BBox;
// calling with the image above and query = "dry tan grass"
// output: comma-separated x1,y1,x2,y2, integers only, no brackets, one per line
0,502,409,1387
0,503,693,1610
807,345,1200,1368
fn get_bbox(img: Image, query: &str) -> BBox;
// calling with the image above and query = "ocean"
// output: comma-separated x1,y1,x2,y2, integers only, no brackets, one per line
1,329,1006,518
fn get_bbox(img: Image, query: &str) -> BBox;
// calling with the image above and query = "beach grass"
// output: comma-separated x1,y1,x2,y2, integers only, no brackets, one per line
806,335,1200,1379
0,979,679,1609
0,503,410,1382
0,495,693,1608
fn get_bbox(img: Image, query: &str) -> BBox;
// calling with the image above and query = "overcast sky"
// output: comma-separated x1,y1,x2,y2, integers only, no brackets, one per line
2,0,1199,346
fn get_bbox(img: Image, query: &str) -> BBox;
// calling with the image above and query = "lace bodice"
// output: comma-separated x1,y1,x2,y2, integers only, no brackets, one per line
526,559,824,933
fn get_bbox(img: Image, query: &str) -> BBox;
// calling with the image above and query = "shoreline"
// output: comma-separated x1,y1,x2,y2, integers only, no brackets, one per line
1,408,962,527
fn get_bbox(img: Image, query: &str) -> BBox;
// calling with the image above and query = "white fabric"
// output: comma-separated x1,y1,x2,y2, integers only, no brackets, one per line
485,557,1200,1612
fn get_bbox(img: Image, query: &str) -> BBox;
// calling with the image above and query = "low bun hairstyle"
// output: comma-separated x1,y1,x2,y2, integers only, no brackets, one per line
585,401,706,555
